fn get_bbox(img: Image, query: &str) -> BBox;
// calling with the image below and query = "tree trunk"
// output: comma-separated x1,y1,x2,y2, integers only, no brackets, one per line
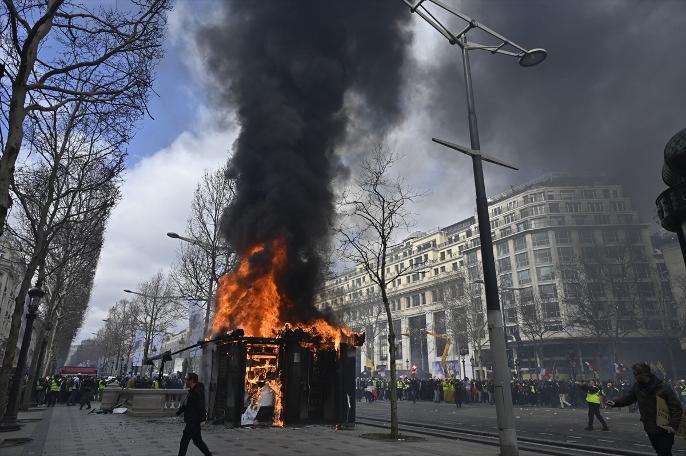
0,255,41,416
0,2,58,236
380,287,398,439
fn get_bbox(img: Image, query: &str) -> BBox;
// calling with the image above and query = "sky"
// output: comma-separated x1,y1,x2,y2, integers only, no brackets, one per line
76,0,686,342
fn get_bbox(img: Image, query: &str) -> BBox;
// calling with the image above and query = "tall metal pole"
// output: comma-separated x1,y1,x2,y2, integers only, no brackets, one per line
461,34,519,456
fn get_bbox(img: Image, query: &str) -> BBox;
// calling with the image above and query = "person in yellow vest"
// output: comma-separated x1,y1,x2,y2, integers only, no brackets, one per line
47,375,61,407
577,380,609,431
98,379,106,401
153,378,161,389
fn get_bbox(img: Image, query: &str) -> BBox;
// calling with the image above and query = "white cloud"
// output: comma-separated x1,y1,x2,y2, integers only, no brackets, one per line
77,125,236,342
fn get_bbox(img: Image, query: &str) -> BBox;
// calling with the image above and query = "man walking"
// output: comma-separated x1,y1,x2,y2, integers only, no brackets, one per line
607,363,682,456
176,373,212,456
577,379,609,431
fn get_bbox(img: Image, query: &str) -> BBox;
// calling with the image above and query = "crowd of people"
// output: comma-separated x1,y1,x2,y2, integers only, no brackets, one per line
356,375,686,410
34,375,107,409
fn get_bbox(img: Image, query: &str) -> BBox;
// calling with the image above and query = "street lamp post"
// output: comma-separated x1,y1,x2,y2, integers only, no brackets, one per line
459,347,469,379
403,2,546,455
167,231,221,407
0,282,45,430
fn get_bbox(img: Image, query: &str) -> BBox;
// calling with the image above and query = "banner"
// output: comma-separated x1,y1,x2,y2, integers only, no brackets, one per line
131,330,145,367
188,303,205,359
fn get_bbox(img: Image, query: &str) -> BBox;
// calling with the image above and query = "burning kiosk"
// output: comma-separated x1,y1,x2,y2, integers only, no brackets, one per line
208,328,362,427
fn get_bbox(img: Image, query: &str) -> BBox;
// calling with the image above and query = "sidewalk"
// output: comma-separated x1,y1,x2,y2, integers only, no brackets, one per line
1,403,546,456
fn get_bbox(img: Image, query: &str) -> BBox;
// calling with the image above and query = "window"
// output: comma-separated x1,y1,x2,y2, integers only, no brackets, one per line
467,251,478,266
517,269,531,285
555,229,571,244
582,189,596,199
507,200,517,210
566,202,583,213
550,216,565,226
500,273,513,288
549,203,561,213
594,214,611,224
626,229,641,243
631,246,647,262
492,206,503,216
532,232,549,247
539,284,558,299
504,213,515,224
560,190,575,199
578,230,595,244
617,214,634,223
542,302,561,319
411,294,421,307
557,247,574,263
610,201,627,211
516,221,530,232
534,249,552,264
515,252,529,268
514,235,527,252
536,265,555,281
501,226,513,237
440,251,445,260
531,218,547,229
587,202,603,212
497,241,510,257
634,263,649,279
505,307,517,324
602,230,619,243
498,257,512,273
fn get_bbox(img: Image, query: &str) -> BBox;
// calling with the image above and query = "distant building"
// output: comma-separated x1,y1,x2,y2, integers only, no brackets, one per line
0,236,27,367
160,329,190,375
316,174,685,380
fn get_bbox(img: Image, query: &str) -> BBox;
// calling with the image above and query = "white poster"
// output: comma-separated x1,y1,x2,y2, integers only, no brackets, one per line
173,357,185,373
131,330,145,367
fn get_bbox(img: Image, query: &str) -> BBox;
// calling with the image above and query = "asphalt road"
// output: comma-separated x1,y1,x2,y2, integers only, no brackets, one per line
357,400,686,454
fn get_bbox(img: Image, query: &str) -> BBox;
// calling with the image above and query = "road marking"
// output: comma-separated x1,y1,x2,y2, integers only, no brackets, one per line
596,439,615,443
537,432,553,436
633,443,650,447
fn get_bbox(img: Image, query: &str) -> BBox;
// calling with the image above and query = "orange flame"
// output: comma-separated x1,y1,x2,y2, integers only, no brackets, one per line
212,237,357,427
212,237,353,347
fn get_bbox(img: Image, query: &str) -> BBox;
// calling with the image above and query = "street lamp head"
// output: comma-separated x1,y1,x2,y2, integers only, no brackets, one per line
166,232,180,239
27,282,45,311
519,48,547,67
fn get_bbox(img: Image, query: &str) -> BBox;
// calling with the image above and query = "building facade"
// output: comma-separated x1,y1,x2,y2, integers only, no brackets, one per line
316,174,685,380
0,236,28,367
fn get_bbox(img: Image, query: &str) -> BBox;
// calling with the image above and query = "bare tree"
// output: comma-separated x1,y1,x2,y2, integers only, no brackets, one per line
518,290,562,378
564,241,644,376
334,291,385,373
130,272,183,372
0,0,170,235
336,144,422,439
171,164,236,336
0,91,122,414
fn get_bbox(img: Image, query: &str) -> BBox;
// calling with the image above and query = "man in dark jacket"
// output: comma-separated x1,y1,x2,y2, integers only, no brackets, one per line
608,363,682,456
176,373,212,456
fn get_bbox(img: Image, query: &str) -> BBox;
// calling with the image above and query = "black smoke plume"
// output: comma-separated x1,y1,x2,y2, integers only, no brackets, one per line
197,2,412,323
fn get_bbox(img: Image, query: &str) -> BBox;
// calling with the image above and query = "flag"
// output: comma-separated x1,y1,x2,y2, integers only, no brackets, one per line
585,361,599,379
